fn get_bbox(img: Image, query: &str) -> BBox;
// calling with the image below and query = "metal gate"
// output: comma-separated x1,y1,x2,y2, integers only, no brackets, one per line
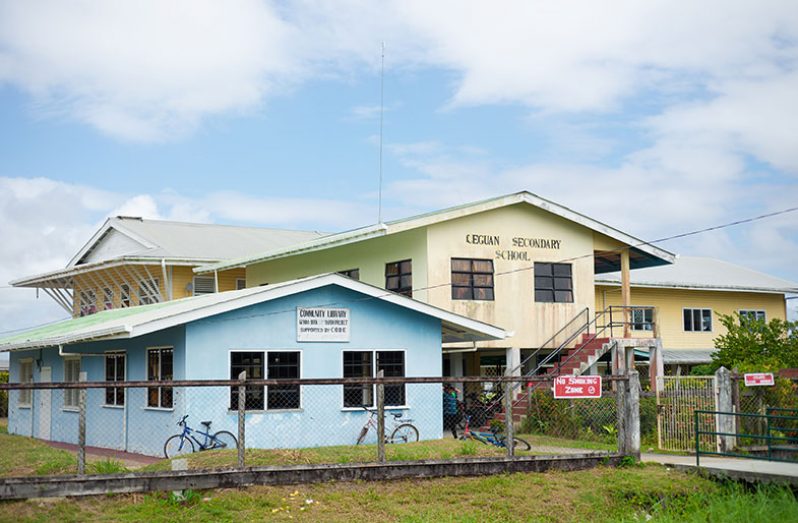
656,376,718,451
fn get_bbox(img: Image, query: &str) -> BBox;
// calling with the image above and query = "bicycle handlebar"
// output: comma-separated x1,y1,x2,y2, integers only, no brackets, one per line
178,414,189,426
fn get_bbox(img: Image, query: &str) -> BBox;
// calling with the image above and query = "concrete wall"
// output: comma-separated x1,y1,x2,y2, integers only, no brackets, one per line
595,285,787,350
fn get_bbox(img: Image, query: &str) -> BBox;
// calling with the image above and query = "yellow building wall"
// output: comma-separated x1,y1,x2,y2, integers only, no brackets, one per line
425,203,598,350
595,285,787,350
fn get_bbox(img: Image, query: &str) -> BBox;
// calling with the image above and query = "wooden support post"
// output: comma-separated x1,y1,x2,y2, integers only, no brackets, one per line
77,372,87,475
621,249,631,338
237,371,246,469
504,371,515,457
376,370,386,463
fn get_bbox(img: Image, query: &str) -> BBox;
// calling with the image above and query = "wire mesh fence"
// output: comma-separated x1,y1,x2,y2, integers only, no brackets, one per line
0,375,632,479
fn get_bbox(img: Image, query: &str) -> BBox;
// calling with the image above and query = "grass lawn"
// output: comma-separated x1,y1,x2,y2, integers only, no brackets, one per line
2,464,796,522
0,420,77,477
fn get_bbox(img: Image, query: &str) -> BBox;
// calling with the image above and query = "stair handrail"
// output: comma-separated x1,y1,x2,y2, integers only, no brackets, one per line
509,307,590,377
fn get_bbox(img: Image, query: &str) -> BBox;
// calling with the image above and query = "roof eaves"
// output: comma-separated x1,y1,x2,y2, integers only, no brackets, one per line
0,325,133,352
594,279,797,294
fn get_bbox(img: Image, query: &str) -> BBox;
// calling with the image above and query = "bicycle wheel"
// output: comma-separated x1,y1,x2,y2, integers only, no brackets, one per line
356,426,369,445
389,423,419,444
511,437,531,452
210,430,238,451
164,434,195,459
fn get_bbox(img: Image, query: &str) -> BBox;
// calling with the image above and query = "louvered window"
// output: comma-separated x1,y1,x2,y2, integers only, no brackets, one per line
193,276,216,296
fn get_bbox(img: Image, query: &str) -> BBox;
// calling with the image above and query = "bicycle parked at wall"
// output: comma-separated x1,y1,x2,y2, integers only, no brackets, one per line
163,415,239,458
459,414,531,451
356,406,420,444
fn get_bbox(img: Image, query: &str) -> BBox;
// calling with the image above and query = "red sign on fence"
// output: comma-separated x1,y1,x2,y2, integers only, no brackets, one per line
743,372,775,387
553,375,602,399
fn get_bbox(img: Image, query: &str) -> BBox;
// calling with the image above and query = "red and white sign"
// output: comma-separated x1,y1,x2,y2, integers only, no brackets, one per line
744,373,775,387
553,375,602,399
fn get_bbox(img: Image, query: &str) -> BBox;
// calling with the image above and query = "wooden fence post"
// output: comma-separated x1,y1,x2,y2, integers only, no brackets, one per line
77,371,87,475
377,370,386,463
237,371,246,469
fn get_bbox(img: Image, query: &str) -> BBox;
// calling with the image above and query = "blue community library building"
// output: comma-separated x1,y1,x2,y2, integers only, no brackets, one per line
1,274,505,456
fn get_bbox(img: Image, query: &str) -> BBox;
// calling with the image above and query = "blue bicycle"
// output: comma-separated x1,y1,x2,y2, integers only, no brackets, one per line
163,415,238,458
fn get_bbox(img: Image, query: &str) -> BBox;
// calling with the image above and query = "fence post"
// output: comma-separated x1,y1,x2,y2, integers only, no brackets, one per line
622,371,640,459
714,367,735,452
504,371,515,457
237,370,246,469
77,371,87,475
615,371,626,453
376,370,386,463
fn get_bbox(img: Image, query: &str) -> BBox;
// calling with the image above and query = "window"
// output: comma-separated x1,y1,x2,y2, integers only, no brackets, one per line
79,290,96,316
138,278,160,305
385,260,412,297
631,308,653,331
103,287,114,310
64,358,81,409
105,353,125,406
229,351,301,411
534,263,573,303
192,276,216,296
147,347,173,408
236,278,247,290
451,258,494,300
739,310,766,323
19,360,33,406
343,351,405,408
684,308,712,332
120,284,130,307
338,268,360,281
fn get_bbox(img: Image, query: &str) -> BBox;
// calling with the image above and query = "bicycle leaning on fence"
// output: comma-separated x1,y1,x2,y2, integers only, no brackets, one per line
163,415,239,458
356,406,420,444
459,414,531,451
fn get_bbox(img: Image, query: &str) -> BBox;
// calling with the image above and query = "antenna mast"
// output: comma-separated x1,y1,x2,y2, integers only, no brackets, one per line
378,41,385,225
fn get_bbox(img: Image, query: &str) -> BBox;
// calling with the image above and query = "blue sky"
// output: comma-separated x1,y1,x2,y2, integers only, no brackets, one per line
1,0,797,336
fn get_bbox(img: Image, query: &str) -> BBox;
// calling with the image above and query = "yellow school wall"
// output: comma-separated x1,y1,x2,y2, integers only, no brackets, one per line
244,228,429,301
595,285,787,349
425,203,598,349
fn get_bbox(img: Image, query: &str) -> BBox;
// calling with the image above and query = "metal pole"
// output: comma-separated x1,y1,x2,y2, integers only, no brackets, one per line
77,371,87,475
695,411,700,468
377,370,386,463
504,371,515,457
237,371,246,469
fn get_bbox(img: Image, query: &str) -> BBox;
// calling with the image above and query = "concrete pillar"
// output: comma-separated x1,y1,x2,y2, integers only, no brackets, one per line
622,370,641,459
715,367,735,452
648,341,664,393
450,352,465,400
506,347,521,376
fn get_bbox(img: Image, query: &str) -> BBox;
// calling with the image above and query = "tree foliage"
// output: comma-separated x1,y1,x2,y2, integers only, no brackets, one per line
711,313,798,370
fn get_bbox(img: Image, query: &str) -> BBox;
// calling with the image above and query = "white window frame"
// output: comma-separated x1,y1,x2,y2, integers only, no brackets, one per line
228,349,303,412
683,308,713,332
103,287,114,311
192,276,217,296
138,278,160,305
341,349,407,410
631,308,653,331
63,357,81,410
18,358,33,407
738,309,766,322
145,346,174,410
120,283,131,307
79,289,97,317
104,351,126,408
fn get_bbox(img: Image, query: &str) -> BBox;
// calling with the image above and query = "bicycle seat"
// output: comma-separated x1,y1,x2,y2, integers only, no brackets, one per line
201,420,212,427
391,412,403,419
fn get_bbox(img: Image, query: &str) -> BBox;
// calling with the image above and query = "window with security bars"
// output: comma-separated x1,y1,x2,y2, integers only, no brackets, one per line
120,284,131,307
683,308,712,332
105,353,125,406
103,287,114,310
138,278,160,305
147,347,173,408
385,260,412,297
230,351,300,410
739,310,766,323
631,308,653,331
236,278,247,290
64,358,81,408
79,290,96,316
451,258,494,300
338,268,360,281
343,351,405,408
192,276,216,296
534,263,573,303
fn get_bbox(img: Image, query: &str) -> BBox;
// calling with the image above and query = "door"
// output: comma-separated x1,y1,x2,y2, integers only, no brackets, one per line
37,367,51,440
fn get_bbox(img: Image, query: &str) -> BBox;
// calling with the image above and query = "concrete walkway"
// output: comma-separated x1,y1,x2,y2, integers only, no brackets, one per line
642,452,798,486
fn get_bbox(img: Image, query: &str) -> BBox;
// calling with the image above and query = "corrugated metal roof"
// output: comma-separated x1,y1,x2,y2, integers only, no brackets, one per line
198,191,676,274
100,217,328,262
595,256,798,294
662,349,716,364
0,274,507,351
